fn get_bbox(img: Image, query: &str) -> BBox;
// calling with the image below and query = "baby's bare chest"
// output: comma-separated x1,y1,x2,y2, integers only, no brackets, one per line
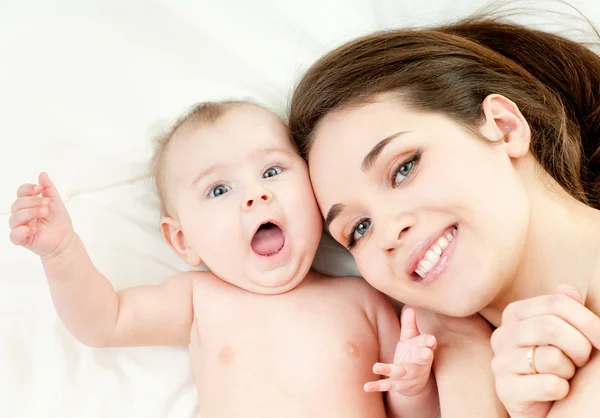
192,291,378,371
186,280,386,418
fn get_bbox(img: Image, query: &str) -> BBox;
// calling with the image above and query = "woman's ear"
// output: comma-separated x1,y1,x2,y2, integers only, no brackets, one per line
480,94,531,159
160,216,203,267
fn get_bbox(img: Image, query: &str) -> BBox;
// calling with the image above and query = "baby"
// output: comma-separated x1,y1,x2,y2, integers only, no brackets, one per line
9,101,440,418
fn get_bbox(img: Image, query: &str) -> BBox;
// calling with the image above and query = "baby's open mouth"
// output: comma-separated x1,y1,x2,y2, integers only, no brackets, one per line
251,222,285,256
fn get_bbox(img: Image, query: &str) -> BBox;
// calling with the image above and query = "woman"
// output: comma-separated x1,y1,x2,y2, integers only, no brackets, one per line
289,17,600,417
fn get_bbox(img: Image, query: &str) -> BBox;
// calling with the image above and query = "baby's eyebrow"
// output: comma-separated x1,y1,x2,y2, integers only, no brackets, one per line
253,147,295,157
190,163,225,187
190,148,293,188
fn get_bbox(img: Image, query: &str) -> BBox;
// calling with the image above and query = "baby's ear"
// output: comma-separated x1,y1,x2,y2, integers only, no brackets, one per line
160,217,202,267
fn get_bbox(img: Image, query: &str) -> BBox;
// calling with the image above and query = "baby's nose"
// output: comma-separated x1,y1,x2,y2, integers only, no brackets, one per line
245,192,272,209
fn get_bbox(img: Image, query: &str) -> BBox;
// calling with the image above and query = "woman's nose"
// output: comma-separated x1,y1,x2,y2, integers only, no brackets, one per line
375,213,415,253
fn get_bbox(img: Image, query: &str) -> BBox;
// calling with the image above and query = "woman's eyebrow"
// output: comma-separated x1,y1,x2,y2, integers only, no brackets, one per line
325,131,408,230
361,131,409,172
325,203,345,231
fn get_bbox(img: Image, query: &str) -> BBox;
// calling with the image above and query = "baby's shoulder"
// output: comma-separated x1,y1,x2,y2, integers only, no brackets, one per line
181,271,262,322
176,270,242,301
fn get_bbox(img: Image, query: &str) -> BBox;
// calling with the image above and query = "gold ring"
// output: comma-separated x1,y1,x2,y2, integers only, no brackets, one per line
527,345,538,374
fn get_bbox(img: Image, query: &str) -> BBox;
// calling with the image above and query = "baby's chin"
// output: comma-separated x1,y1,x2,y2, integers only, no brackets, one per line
239,258,312,295
246,268,306,295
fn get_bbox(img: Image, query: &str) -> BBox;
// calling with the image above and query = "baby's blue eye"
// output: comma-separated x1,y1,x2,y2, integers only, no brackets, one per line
263,167,282,178
209,184,231,198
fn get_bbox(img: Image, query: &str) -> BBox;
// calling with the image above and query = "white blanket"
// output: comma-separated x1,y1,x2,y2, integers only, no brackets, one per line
1,1,599,417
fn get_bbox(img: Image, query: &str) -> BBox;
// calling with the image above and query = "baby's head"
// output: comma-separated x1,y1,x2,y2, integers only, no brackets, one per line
151,101,323,294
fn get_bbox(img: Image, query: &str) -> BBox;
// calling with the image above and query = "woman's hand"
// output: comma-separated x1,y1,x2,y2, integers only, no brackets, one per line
491,285,600,418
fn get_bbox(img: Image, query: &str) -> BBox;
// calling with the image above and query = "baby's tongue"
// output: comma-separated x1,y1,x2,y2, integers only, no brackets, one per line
251,224,284,256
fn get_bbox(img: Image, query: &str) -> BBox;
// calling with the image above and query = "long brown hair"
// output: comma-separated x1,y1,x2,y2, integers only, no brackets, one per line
289,17,600,208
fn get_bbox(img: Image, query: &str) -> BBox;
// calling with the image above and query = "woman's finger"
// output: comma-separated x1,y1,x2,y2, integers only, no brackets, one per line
503,294,600,350
555,284,583,304
8,207,48,230
516,315,592,367
16,183,41,198
496,374,569,404
11,196,49,213
491,345,575,380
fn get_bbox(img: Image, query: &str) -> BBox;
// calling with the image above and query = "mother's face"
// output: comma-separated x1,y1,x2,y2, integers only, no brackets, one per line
307,96,529,316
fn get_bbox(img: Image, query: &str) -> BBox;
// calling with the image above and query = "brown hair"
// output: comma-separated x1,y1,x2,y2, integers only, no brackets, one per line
150,100,246,216
289,18,600,208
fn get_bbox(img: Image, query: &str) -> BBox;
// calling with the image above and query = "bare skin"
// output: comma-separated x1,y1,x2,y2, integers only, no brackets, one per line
18,199,437,418
41,224,417,418
189,271,404,418
307,93,600,416
9,104,470,418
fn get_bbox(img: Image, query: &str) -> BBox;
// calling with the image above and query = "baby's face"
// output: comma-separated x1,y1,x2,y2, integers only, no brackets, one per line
164,105,323,294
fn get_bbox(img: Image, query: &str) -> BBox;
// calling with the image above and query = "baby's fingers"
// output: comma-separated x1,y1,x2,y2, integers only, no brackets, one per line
9,224,36,246
417,334,437,350
374,359,432,380
394,335,436,365
364,377,424,394
11,196,50,213
17,183,42,198
365,378,396,392
9,206,48,229
38,172,61,200
373,362,407,378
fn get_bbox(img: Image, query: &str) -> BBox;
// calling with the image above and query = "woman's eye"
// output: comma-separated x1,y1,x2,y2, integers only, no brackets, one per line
263,167,282,178
353,219,371,241
393,160,415,187
209,184,231,198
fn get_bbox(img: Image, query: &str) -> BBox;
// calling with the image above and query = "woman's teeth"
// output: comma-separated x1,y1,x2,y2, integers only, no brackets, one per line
415,227,457,279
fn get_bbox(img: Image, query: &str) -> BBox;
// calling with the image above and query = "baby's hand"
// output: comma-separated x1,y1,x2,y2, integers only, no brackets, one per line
9,173,73,258
365,307,436,396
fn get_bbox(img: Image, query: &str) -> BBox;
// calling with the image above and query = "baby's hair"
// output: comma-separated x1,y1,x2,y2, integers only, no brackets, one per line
149,100,248,217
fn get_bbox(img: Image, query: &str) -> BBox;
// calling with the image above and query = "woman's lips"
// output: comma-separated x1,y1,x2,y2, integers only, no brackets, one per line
405,225,457,279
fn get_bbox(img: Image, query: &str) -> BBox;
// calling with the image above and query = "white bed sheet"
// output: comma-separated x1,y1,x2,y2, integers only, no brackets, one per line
1,1,599,417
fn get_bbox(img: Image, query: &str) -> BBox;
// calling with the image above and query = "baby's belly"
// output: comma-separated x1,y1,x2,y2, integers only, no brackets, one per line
188,323,386,418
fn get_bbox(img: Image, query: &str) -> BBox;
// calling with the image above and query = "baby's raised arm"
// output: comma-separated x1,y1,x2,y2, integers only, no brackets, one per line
9,173,194,348
370,293,439,418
